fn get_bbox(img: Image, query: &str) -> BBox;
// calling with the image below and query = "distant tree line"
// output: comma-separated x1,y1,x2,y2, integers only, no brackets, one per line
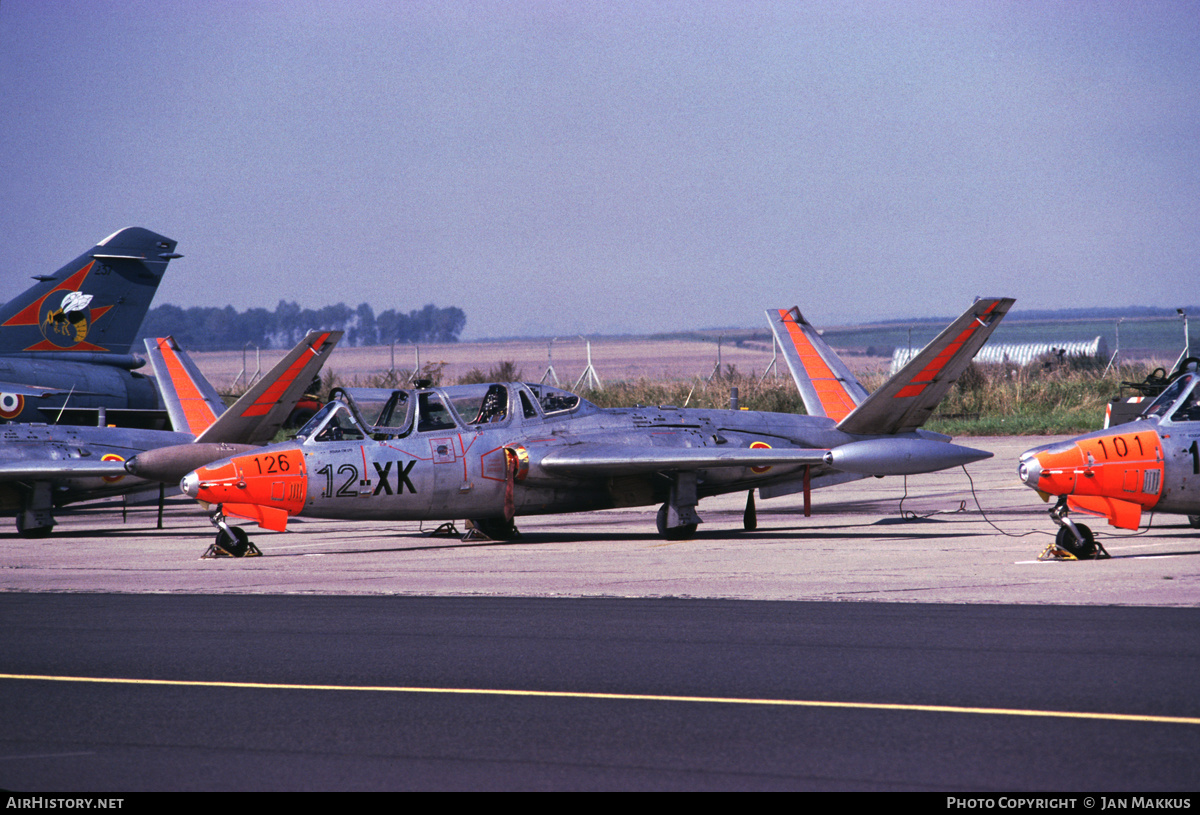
136,301,466,350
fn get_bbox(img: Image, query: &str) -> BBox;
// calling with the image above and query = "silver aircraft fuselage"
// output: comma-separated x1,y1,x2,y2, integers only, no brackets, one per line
183,382,991,536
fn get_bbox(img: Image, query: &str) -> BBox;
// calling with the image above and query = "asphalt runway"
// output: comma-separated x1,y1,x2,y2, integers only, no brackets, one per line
2,436,1199,790
2,594,1199,791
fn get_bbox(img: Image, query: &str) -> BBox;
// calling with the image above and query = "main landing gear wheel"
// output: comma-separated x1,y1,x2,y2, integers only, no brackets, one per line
1055,523,1096,559
656,505,697,540
15,518,52,539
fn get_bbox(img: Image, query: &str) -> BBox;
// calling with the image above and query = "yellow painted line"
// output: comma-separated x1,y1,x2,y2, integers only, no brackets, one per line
4,672,1198,726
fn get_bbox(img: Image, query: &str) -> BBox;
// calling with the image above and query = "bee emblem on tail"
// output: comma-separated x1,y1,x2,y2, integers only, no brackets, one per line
41,291,94,346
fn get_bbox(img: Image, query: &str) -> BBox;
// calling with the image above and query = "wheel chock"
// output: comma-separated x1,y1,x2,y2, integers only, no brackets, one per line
1038,542,1078,561
460,520,519,542
1037,541,1110,561
201,540,263,559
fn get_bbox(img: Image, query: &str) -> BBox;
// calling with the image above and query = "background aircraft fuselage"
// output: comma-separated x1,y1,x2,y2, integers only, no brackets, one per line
0,423,189,517
0,356,160,424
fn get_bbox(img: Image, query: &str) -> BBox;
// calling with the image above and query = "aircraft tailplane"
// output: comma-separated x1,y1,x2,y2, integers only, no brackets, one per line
835,297,1014,436
195,331,342,445
144,337,228,436
766,307,869,422
0,227,180,356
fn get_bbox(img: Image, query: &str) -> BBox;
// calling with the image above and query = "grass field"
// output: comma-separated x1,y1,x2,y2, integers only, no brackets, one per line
190,336,812,393
188,310,1195,394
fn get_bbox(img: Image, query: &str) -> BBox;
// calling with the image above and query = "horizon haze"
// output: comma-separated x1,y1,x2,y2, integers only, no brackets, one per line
2,1,1198,340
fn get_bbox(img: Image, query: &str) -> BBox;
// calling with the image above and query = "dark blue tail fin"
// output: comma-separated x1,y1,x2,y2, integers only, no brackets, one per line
0,227,180,356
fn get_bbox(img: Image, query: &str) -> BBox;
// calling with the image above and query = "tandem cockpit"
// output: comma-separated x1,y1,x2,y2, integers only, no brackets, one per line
1132,369,1200,427
294,382,595,443
1138,370,1200,425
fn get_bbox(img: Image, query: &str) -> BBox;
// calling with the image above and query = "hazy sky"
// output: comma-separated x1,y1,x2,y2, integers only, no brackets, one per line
2,1,1197,339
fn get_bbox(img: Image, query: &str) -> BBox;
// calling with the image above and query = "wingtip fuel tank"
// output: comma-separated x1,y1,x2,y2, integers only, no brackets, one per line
826,437,993,476
126,442,259,485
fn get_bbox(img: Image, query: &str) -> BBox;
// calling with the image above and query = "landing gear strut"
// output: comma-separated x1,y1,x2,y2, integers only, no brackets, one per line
17,483,55,538
743,490,757,531
201,505,261,558
1039,496,1108,560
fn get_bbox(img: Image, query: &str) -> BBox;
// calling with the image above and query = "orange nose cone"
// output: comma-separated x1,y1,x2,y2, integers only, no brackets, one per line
1036,444,1085,497
1019,430,1164,531
1020,430,1164,505
185,459,244,505
228,449,308,514
184,449,308,531
1018,441,1084,497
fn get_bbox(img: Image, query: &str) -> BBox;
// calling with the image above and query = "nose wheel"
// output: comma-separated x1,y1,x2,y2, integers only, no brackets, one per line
1040,497,1108,560
201,506,261,558
1054,523,1096,558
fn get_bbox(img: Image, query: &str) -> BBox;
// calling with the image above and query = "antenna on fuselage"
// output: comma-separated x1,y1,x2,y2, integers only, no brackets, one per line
53,385,76,425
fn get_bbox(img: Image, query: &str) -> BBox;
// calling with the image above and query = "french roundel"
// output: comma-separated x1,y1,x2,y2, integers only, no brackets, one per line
0,393,24,420
101,453,126,483
750,441,772,473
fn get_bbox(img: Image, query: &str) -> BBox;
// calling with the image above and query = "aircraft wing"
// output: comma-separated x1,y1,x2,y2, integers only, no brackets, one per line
537,444,831,477
0,380,67,398
537,437,991,478
195,331,342,445
0,380,114,399
835,297,1014,436
0,458,130,480
766,307,869,421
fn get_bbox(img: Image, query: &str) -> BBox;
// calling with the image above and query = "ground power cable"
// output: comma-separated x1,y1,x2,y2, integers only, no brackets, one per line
952,464,1157,542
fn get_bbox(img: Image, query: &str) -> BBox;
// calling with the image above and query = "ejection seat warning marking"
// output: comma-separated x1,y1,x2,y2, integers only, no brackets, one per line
431,438,456,463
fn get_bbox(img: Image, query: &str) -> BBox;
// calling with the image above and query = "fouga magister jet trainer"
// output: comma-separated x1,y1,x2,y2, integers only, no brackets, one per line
182,298,1013,555
1018,361,1200,559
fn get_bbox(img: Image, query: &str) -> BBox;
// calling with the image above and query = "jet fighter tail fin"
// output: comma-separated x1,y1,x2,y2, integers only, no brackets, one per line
836,297,1014,436
145,337,228,436
0,227,180,357
766,307,869,422
196,331,341,445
